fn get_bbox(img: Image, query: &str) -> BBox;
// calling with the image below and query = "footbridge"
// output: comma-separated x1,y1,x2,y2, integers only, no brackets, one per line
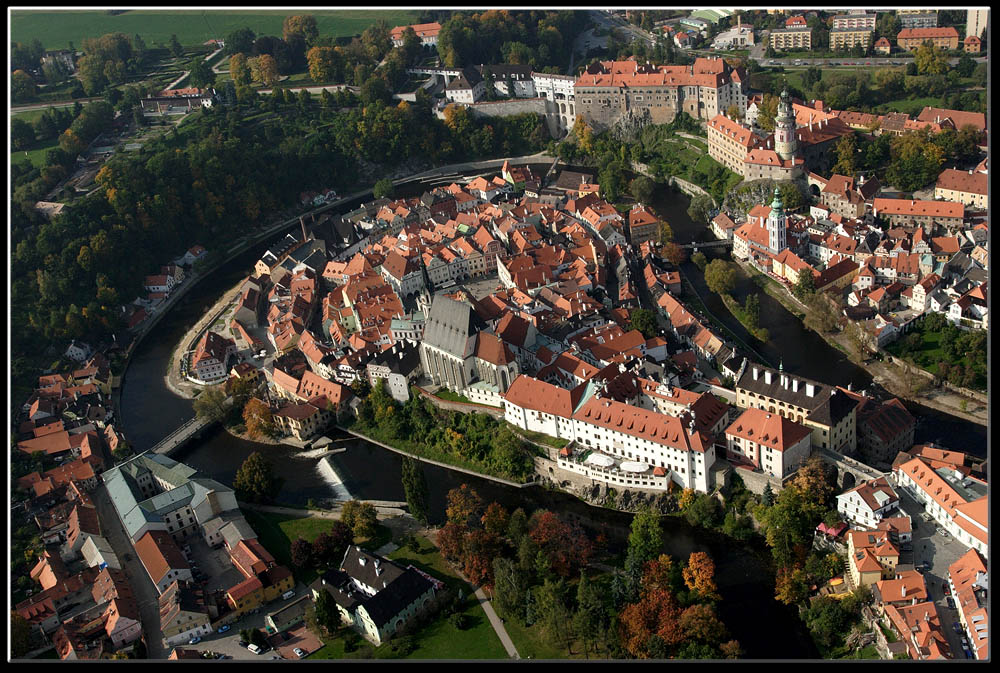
149,415,216,456
678,239,733,250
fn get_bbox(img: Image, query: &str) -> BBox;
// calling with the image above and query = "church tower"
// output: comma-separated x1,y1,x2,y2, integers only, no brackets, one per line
766,187,787,253
773,87,797,161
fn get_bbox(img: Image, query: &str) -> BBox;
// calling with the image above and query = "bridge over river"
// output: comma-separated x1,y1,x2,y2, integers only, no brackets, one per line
678,239,732,250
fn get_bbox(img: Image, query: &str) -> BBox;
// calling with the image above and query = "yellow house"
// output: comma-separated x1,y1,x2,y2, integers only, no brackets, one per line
847,529,899,588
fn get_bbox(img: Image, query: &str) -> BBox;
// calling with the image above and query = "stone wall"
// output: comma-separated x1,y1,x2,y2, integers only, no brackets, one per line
467,98,561,138
628,160,718,207
736,465,794,496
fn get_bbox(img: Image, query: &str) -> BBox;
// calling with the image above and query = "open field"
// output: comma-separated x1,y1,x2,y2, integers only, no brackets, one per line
10,9,421,50
11,137,59,169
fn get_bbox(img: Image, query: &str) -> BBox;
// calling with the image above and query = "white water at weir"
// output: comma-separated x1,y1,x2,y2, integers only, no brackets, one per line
316,455,353,502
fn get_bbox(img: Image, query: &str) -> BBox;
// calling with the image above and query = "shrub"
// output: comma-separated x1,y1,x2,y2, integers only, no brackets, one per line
449,613,471,630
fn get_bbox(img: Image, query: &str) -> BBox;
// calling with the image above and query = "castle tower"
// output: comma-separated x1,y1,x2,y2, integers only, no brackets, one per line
766,187,787,253
773,87,797,161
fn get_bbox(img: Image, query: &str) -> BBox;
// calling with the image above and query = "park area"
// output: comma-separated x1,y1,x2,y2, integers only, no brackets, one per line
10,9,421,50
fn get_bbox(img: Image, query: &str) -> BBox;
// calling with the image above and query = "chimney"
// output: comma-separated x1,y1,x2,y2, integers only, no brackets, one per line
764,370,772,385
792,379,799,393
753,367,759,380
806,382,816,397
300,216,308,243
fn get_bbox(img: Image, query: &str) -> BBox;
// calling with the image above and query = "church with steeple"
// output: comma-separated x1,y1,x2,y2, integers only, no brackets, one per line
732,186,816,286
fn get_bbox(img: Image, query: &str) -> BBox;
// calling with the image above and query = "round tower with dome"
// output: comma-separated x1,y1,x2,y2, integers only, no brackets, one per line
773,86,798,162
766,187,787,254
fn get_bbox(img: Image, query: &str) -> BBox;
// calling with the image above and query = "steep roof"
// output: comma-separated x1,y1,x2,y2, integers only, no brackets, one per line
724,407,812,452
421,295,485,358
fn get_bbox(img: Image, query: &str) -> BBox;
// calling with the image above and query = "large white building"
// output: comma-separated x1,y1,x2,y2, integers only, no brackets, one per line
503,375,717,493
894,456,987,558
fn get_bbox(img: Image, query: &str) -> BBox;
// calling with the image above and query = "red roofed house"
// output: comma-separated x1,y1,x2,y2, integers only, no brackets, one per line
134,530,192,594
847,529,899,588
723,407,812,478
836,476,900,529
190,331,236,383
934,168,987,209
948,548,988,659
883,600,949,660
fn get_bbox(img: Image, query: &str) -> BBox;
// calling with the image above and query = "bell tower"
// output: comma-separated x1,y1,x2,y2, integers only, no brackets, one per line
766,187,787,253
773,87,797,161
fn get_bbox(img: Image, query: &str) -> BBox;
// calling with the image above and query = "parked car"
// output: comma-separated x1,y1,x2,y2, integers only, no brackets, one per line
946,597,956,609
953,622,963,633
189,636,202,645
943,584,951,596
960,637,969,648
293,648,306,658
247,644,263,655
217,625,231,634
963,648,974,659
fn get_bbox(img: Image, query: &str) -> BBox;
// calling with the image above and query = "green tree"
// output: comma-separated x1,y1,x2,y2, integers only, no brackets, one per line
224,27,257,55
756,93,779,132
687,193,713,224
193,385,229,423
629,308,658,339
574,571,608,658
627,505,664,567
341,499,378,539
233,451,282,504
283,15,319,47
188,56,216,89
373,177,395,200
11,612,33,657
744,293,760,329
230,53,252,87
169,34,184,58
704,259,737,296
11,70,37,102
831,134,858,177
691,251,707,270
11,117,36,150
914,42,947,75
794,268,816,299
400,456,430,525
630,176,657,204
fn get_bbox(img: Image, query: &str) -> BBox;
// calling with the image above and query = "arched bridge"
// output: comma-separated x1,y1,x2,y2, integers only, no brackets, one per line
815,447,887,491
149,416,215,455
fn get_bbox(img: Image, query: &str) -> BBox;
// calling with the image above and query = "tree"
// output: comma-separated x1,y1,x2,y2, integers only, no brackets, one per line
744,293,760,329
436,522,468,562
657,220,674,245
229,53,252,87
11,118,35,151
359,77,391,106
682,551,720,601
169,34,184,58
340,500,378,539
679,603,727,645
249,54,279,86
373,177,395,200
885,129,945,192
762,483,775,507
686,193,713,224
794,267,815,299
914,42,947,75
756,93,779,132
225,27,257,55
629,309,658,339
529,510,594,578
283,15,319,47
242,397,275,439
11,70,37,102
493,556,529,623
400,456,430,525
193,385,229,423
704,259,736,296
307,46,341,83
775,564,809,605
233,451,282,503
831,134,858,177
619,587,684,658
11,611,33,657
188,56,216,89
627,505,663,566
691,251,707,270
663,242,688,266
480,502,510,538
446,484,483,526
574,571,608,658
290,537,313,568
630,176,657,204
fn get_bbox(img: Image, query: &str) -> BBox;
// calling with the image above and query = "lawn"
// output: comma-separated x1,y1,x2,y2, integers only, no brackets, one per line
10,9,422,50
310,535,509,660
11,137,59,169
243,509,390,586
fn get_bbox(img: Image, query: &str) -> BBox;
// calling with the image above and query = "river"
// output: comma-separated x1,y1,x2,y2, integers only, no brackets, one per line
116,163,980,659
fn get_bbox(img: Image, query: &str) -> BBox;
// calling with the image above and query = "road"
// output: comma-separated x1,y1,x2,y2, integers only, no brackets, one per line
93,482,169,659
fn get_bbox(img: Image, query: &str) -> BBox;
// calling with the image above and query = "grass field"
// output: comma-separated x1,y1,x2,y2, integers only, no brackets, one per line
10,9,422,50
11,137,59,169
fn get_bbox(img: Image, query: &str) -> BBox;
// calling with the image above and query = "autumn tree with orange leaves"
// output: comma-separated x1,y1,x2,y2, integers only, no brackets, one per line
528,510,594,578
619,587,684,658
446,484,483,526
682,551,720,601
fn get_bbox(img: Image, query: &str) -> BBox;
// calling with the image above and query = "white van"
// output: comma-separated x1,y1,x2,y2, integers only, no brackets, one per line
247,644,263,655
282,590,295,600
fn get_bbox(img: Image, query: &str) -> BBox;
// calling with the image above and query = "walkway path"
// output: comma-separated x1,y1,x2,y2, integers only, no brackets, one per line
471,585,520,659
239,501,407,520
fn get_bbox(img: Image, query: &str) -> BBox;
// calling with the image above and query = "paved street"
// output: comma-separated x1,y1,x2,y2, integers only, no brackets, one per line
93,483,168,659
894,484,975,658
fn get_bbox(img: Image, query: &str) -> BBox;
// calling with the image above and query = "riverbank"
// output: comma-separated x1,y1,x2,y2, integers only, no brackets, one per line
736,259,988,427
